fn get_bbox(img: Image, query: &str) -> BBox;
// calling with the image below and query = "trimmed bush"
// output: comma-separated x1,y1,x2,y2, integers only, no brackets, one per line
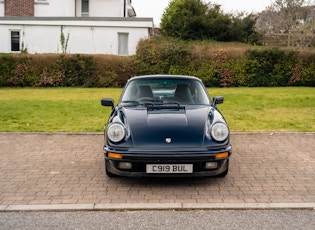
300,55,315,86
0,38,314,87
0,54,16,86
95,55,135,87
0,54,133,87
244,49,297,87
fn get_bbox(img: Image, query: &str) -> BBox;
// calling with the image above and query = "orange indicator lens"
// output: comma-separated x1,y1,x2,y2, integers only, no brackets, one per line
215,152,229,159
108,152,122,159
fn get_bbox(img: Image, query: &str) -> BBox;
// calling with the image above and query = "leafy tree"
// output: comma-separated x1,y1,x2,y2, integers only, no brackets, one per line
230,14,262,44
160,0,260,43
205,4,232,41
160,0,209,40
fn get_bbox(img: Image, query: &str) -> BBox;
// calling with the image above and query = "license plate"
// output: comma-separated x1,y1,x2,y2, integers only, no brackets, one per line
146,164,193,174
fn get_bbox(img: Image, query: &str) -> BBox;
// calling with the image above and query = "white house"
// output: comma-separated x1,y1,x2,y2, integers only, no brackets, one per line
0,0,154,55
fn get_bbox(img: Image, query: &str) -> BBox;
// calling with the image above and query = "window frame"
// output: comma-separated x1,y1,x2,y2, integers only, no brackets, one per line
10,30,20,52
118,32,129,56
81,0,89,17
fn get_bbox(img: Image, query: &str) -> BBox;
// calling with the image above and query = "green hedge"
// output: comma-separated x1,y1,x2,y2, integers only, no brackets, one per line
134,38,315,87
0,38,314,87
0,54,135,87
243,49,298,87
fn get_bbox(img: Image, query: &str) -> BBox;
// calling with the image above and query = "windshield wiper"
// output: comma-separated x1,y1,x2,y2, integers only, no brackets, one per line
121,100,140,106
121,99,163,107
162,101,180,106
122,99,183,107
137,98,164,106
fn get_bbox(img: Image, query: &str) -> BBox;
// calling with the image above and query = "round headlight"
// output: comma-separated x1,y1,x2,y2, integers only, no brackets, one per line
107,123,126,143
211,123,229,142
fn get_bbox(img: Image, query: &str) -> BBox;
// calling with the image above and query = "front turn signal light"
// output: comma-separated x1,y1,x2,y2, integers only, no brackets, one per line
108,152,122,159
215,152,229,159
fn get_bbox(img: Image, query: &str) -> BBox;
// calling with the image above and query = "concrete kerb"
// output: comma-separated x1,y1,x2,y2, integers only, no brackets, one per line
1,203,315,212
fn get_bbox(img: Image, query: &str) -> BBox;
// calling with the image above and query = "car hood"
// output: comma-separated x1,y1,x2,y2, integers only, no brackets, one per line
122,106,210,148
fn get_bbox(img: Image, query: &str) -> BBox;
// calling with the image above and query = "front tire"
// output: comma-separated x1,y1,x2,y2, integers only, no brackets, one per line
106,167,115,177
216,159,229,177
105,159,116,177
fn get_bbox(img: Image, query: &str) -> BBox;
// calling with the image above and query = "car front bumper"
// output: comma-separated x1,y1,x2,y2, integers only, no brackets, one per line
104,145,232,177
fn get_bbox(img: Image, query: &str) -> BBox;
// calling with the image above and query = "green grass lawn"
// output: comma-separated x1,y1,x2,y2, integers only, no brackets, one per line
209,87,314,132
0,87,314,132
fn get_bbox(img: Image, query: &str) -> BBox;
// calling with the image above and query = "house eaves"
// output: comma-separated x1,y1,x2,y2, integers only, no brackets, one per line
0,16,154,28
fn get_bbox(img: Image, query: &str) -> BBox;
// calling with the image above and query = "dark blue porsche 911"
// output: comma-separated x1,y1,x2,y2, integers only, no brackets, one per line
101,75,232,177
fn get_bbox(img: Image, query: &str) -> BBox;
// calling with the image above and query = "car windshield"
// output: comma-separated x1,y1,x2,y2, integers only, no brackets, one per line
120,78,210,105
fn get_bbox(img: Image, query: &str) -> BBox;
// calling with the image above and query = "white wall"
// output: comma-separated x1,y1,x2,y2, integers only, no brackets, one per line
35,0,75,17
1,0,134,17
63,26,148,54
0,25,24,52
35,0,124,17
0,19,153,55
0,1,4,17
90,0,122,17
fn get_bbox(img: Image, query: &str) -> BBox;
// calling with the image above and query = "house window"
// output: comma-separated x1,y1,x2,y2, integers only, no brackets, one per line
82,0,89,17
118,33,129,55
11,31,20,52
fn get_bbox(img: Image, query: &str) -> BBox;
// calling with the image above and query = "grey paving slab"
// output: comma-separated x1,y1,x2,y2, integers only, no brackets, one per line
2,203,314,212
182,202,315,210
94,203,183,211
0,132,314,211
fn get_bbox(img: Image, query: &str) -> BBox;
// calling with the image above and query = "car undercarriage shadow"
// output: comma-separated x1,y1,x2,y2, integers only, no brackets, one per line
108,175,229,187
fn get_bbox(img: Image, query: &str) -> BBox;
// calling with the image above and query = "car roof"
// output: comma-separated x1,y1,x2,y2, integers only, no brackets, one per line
128,75,202,82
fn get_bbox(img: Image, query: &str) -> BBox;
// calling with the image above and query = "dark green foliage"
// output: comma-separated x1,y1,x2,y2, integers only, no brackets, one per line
244,49,298,86
96,55,136,87
229,14,262,44
57,55,97,87
205,5,232,41
0,54,111,87
134,38,193,75
36,55,98,87
301,55,315,86
0,55,39,87
0,55,16,86
194,61,220,87
0,39,314,88
135,38,314,87
160,0,260,44
291,54,315,86
160,0,209,40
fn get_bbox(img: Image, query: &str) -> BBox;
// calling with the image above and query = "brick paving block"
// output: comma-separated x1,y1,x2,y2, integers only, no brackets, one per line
175,199,197,203
29,200,53,205
206,199,224,203
222,199,242,203
195,199,209,203
61,199,80,204
0,132,314,206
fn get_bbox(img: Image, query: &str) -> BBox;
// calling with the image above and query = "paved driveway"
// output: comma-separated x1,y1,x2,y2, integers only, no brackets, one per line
0,132,314,209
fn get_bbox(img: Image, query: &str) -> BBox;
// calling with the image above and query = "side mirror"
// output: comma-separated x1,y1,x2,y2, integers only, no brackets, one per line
213,96,224,106
101,98,114,109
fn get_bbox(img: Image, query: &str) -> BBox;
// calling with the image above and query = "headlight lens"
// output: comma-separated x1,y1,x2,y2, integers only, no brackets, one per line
107,123,126,143
211,123,229,142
